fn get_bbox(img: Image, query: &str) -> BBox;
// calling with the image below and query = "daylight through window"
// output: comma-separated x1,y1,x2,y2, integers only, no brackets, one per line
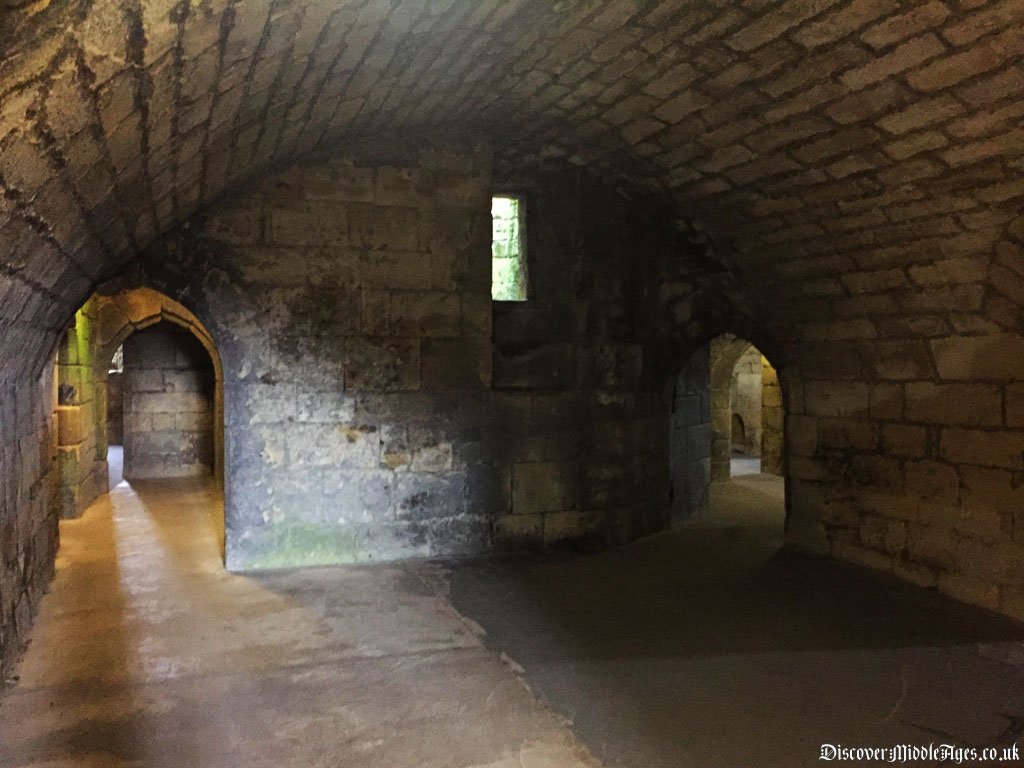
491,196,526,301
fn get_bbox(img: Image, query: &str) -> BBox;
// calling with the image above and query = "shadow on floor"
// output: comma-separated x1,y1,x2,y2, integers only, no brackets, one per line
452,474,1024,659
447,478,1024,767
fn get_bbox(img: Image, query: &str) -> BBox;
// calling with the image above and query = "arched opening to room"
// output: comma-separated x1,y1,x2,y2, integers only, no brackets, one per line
112,322,217,484
54,288,224,523
669,333,786,531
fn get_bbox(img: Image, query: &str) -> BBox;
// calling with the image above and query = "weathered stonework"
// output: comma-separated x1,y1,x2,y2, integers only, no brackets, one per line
670,344,712,520
729,345,763,457
122,323,215,480
761,361,784,475
121,146,702,569
55,315,106,517
0,366,59,676
2,0,1024,672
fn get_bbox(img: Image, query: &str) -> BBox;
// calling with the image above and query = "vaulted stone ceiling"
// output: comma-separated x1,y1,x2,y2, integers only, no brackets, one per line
2,0,1022,376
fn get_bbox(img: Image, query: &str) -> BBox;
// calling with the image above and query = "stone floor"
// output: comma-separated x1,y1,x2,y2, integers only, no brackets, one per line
729,455,762,477
3,471,1024,768
449,477,1024,767
0,471,596,768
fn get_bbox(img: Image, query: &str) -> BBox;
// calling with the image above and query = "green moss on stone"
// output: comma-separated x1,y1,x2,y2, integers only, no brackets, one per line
246,522,366,569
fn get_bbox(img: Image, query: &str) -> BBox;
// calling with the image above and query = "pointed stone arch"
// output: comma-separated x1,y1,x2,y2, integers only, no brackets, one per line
91,288,224,484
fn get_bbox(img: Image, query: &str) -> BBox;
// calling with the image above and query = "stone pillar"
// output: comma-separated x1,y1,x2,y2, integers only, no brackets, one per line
56,315,105,518
760,359,783,475
670,345,711,520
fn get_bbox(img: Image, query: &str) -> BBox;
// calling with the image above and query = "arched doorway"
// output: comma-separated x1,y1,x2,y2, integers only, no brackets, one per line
707,336,783,482
108,322,217,484
669,333,786,529
55,288,224,519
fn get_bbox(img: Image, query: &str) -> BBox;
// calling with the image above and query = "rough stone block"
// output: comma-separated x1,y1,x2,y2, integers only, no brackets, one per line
411,443,454,473
394,472,467,520
295,390,356,424
543,510,599,545
1007,385,1024,428
56,406,87,447
905,460,960,504
960,465,1024,521
883,424,927,458
286,424,381,470
512,462,577,515
348,204,419,251
940,428,1024,470
493,345,576,391
494,513,543,550
858,513,905,555
817,418,879,451
345,339,421,392
205,202,266,247
905,382,1002,426
388,291,462,338
421,338,490,391
931,334,1024,381
804,381,871,417
360,251,433,290
267,204,349,246
303,162,375,202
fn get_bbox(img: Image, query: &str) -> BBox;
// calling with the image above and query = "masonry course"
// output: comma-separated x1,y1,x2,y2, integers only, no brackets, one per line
1,0,1023,674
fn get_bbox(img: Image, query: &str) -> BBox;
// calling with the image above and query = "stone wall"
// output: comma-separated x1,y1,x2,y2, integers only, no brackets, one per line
55,315,106,517
122,323,216,480
760,361,784,476
730,346,763,456
708,337,758,481
489,158,678,550
122,146,701,569
669,345,711,521
785,331,1024,619
2,0,1024,673
107,373,124,446
0,365,59,678
141,144,501,567
765,213,1024,621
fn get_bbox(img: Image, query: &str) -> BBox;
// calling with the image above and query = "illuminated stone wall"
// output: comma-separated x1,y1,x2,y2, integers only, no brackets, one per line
122,323,215,480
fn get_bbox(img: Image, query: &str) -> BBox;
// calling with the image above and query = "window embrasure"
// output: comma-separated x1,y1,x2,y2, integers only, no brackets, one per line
491,196,527,301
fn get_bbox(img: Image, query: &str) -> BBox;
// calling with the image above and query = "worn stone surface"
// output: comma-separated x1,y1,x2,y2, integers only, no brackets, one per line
0,365,59,678
55,313,106,518
2,0,1024,671
760,358,784,474
0,471,599,768
122,323,215,480
728,344,763,456
669,344,711,521
108,147,692,571
450,477,1024,768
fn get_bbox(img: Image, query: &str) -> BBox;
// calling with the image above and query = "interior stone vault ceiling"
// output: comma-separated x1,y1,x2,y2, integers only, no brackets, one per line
1,0,1023,372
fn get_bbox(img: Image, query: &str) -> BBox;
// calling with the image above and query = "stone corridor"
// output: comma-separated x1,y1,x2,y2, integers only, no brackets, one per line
0,468,595,768
5,467,1024,767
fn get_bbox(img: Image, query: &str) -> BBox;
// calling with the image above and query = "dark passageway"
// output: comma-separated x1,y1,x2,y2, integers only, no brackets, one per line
449,480,1024,768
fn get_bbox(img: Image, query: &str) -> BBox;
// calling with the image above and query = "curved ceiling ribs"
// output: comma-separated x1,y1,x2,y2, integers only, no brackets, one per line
1,0,1022,376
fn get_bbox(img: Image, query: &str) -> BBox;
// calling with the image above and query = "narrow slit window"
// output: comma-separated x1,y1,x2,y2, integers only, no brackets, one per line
491,196,527,301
